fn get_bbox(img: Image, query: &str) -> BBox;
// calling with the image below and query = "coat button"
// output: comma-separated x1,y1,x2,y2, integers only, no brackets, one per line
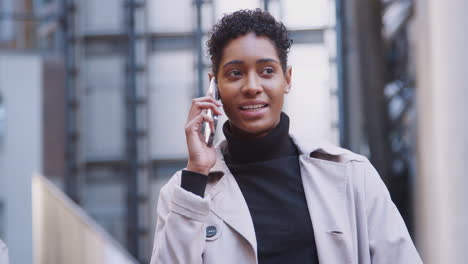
206,226,217,238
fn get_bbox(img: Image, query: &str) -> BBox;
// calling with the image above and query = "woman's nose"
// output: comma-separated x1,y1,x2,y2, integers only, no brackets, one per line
242,73,263,96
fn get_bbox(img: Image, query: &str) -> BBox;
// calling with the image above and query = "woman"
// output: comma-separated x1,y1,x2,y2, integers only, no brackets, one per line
150,9,422,264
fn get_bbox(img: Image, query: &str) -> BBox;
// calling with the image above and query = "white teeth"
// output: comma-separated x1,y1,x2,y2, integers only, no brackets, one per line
240,104,267,110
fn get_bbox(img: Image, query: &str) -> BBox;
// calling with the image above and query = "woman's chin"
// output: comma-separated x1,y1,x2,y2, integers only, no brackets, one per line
231,120,275,139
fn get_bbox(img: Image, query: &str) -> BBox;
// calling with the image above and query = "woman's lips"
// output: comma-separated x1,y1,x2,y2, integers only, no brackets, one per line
238,104,269,118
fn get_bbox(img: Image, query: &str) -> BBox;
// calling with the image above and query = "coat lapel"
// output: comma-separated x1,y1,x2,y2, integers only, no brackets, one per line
206,142,258,260
299,155,354,263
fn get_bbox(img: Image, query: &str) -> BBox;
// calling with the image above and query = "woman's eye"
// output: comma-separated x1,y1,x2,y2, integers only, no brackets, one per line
227,70,242,77
262,67,275,75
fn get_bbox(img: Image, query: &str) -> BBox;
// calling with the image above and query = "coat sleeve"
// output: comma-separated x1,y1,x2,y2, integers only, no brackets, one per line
0,239,9,264
363,162,423,264
150,173,210,264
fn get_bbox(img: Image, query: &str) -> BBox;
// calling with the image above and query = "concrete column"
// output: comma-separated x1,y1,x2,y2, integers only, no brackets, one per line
415,0,468,263
0,54,43,264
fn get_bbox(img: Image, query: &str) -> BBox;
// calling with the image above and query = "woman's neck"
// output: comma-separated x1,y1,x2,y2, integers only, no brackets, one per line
222,112,298,164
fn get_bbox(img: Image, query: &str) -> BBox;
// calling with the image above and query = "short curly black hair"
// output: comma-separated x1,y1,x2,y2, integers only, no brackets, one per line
207,8,292,78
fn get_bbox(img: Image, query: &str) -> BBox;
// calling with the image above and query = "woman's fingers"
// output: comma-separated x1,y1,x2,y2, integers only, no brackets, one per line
184,97,219,172
185,110,215,136
192,96,222,106
193,101,223,115
185,111,216,150
187,100,223,122
185,96,221,148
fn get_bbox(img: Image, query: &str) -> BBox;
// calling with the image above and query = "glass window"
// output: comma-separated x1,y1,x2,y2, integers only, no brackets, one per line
0,0,13,42
215,0,259,19
82,0,123,33
148,49,194,159
285,43,336,143
282,0,328,29
82,172,126,245
266,0,283,20
148,0,193,33
84,56,125,160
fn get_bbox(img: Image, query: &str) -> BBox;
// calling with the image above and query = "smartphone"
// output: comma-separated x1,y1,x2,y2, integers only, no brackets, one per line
202,78,220,147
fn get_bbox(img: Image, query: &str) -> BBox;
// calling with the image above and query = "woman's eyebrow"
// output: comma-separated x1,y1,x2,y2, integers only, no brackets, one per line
222,58,279,69
222,60,243,69
256,58,279,64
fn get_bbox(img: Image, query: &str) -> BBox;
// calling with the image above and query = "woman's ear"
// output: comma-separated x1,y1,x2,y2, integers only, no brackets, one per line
208,72,214,82
284,66,292,94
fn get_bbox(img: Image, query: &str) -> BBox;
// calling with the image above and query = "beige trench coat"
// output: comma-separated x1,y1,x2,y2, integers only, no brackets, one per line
150,132,422,264
0,239,9,264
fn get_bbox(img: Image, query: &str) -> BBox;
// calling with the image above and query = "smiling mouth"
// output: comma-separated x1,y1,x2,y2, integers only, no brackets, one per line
239,104,269,111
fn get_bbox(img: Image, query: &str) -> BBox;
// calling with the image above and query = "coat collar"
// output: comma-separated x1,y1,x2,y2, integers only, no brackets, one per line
205,130,359,263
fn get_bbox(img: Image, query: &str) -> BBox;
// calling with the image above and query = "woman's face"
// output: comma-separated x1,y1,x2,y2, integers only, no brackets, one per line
213,32,292,138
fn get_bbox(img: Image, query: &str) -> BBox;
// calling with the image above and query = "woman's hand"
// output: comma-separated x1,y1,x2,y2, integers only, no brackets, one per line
185,96,223,175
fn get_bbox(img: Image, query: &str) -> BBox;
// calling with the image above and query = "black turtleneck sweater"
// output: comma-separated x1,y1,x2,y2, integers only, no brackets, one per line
181,113,319,264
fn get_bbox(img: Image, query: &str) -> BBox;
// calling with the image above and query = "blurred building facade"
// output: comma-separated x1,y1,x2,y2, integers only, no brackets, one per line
6,0,468,263
338,0,418,234
0,0,339,263
7,0,467,263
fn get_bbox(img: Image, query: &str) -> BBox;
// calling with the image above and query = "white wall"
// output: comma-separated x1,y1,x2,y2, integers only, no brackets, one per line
0,54,43,264
33,174,138,264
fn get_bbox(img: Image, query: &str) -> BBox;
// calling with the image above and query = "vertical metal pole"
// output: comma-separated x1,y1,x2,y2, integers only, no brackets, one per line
125,0,139,259
355,0,391,183
335,0,348,148
195,0,204,97
264,0,270,12
62,0,80,203
341,0,391,182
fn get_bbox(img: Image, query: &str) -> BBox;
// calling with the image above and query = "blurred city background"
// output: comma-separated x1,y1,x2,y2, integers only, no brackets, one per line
0,0,466,263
